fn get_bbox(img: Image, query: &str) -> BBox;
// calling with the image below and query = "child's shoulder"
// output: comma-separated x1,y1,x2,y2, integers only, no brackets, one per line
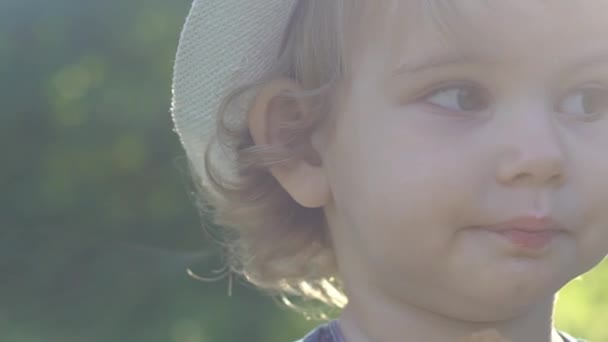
294,320,343,342
558,330,588,342
293,321,586,342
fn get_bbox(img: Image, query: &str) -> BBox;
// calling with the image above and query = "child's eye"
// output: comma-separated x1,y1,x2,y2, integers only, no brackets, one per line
422,84,490,113
558,86,608,119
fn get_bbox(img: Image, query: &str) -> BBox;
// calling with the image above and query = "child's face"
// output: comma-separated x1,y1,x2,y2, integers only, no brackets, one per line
320,1,608,320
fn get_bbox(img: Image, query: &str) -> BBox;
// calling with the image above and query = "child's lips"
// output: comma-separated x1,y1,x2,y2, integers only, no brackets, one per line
484,215,564,233
492,229,558,250
477,215,566,251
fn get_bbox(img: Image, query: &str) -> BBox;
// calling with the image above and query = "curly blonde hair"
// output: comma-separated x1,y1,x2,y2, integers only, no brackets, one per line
190,0,391,311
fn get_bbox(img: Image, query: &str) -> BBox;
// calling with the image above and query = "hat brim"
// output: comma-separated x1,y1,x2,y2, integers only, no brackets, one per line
171,0,298,182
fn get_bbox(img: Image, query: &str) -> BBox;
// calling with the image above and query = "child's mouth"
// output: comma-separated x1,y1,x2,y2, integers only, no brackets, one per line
492,229,558,250
479,215,565,251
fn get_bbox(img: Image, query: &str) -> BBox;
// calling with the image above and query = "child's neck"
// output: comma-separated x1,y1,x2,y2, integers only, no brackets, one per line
337,288,562,342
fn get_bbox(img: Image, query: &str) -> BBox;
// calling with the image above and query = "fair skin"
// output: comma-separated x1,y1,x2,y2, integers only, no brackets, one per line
249,1,608,341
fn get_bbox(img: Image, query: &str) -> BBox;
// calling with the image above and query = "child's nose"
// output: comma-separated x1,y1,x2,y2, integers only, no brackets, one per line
493,115,566,188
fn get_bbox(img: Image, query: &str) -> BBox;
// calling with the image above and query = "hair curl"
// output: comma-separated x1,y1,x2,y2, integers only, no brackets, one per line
189,0,388,312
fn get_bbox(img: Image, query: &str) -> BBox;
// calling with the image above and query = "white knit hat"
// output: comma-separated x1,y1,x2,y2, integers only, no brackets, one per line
171,0,298,185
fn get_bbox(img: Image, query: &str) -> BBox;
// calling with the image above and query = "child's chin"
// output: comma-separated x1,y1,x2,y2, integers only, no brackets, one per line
445,282,558,322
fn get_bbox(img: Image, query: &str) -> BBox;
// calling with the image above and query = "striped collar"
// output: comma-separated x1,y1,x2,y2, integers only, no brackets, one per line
297,320,585,342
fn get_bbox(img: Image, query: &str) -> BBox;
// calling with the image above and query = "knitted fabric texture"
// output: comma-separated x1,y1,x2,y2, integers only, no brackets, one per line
171,0,297,185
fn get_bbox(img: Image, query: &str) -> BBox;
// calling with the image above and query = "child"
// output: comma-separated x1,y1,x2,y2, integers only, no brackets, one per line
171,0,607,341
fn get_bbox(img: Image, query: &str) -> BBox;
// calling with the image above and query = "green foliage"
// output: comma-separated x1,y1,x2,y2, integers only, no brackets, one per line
555,258,608,342
1,1,314,341
1,1,604,341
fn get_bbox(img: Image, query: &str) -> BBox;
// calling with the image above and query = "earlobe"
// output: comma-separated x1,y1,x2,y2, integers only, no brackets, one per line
276,160,331,208
247,78,331,208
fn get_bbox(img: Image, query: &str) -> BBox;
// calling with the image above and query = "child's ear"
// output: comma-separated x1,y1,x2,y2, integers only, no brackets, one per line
247,78,330,208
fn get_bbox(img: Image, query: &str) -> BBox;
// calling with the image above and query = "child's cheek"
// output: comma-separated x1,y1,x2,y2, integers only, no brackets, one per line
558,122,608,270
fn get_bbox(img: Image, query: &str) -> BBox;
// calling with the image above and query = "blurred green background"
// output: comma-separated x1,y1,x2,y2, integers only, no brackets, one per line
1,0,605,341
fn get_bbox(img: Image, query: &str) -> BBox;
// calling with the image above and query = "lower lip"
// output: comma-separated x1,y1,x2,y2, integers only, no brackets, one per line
492,229,558,250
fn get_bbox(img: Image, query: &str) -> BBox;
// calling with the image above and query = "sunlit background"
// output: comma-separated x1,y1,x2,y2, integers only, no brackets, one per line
1,0,606,341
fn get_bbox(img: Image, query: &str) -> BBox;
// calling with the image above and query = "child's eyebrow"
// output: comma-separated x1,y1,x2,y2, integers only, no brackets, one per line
390,51,497,78
390,50,608,79
566,52,608,72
